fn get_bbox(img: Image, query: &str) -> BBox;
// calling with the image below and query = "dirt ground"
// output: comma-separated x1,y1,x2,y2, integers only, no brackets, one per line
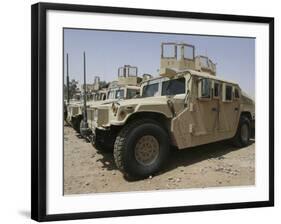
64,125,255,195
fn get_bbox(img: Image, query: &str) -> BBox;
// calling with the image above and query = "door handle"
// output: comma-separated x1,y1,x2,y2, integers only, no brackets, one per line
212,107,217,112
234,107,239,111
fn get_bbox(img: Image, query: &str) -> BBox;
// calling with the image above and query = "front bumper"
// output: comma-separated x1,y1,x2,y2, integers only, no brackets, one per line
91,126,117,149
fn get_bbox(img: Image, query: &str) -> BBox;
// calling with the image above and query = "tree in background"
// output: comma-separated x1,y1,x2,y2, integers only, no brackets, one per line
64,79,79,100
99,80,109,89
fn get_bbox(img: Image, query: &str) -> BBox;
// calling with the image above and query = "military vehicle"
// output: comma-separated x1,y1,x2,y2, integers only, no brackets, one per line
64,52,86,130
67,64,143,134
80,65,145,137
93,89,107,101
85,42,255,178
65,85,100,132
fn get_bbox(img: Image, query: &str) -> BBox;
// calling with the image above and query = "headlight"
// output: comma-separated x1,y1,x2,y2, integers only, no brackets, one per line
117,106,135,121
93,109,98,121
112,102,119,115
118,110,127,120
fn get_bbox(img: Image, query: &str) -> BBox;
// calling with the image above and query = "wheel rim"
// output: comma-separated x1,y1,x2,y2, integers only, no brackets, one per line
241,124,249,142
134,135,160,166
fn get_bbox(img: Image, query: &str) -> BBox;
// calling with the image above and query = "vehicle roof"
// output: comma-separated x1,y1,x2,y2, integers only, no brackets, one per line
141,68,239,86
187,69,238,85
140,76,165,84
109,85,140,90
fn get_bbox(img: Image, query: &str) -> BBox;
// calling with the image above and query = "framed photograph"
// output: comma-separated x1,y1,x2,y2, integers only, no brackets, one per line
31,2,274,222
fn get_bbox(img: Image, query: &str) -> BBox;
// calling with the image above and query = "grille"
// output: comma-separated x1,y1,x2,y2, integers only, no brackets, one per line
97,108,109,126
71,107,79,116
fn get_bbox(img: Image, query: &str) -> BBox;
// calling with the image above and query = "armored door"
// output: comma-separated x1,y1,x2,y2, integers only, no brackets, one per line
193,78,219,136
171,77,220,148
218,83,240,136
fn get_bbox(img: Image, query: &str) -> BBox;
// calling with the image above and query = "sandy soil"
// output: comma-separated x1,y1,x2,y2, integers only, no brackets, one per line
64,125,255,195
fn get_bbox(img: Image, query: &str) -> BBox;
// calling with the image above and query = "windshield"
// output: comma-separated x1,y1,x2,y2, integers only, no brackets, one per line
142,83,159,97
115,89,125,99
107,89,125,100
127,89,138,99
107,90,115,99
142,77,187,97
161,77,186,96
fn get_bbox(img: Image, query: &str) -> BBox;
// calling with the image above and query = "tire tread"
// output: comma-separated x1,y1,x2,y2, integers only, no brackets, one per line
114,119,146,171
232,115,251,147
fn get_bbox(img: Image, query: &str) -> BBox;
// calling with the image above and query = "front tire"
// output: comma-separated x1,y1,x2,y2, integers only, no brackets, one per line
232,116,251,147
114,119,170,178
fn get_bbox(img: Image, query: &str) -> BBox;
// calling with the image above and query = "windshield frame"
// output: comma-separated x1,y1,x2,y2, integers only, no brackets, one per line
141,75,189,97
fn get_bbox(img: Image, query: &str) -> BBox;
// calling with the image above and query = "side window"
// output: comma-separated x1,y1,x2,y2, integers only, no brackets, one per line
213,82,220,98
199,78,211,99
234,87,240,99
223,84,233,102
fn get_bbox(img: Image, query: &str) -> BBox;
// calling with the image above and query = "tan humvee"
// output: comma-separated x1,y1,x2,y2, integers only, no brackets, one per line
86,42,255,178
66,65,143,133
65,94,86,132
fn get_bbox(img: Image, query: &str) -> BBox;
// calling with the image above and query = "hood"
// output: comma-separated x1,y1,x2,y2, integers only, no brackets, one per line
97,96,174,119
88,99,120,108
110,96,170,107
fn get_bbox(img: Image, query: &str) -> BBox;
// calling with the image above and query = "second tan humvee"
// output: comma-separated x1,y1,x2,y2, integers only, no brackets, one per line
66,65,143,133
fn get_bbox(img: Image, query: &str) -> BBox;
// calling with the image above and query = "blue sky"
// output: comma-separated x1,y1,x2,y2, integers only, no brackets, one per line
64,28,255,98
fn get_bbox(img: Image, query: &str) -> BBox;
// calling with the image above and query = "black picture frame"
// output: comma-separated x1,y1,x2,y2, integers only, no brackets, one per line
31,2,274,222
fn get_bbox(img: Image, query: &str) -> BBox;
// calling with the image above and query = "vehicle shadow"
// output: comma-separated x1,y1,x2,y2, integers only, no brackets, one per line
161,139,255,175
95,150,117,171
75,133,90,143
92,139,255,181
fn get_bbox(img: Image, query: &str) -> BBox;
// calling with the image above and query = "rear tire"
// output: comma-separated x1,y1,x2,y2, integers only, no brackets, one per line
232,116,251,147
114,119,170,178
